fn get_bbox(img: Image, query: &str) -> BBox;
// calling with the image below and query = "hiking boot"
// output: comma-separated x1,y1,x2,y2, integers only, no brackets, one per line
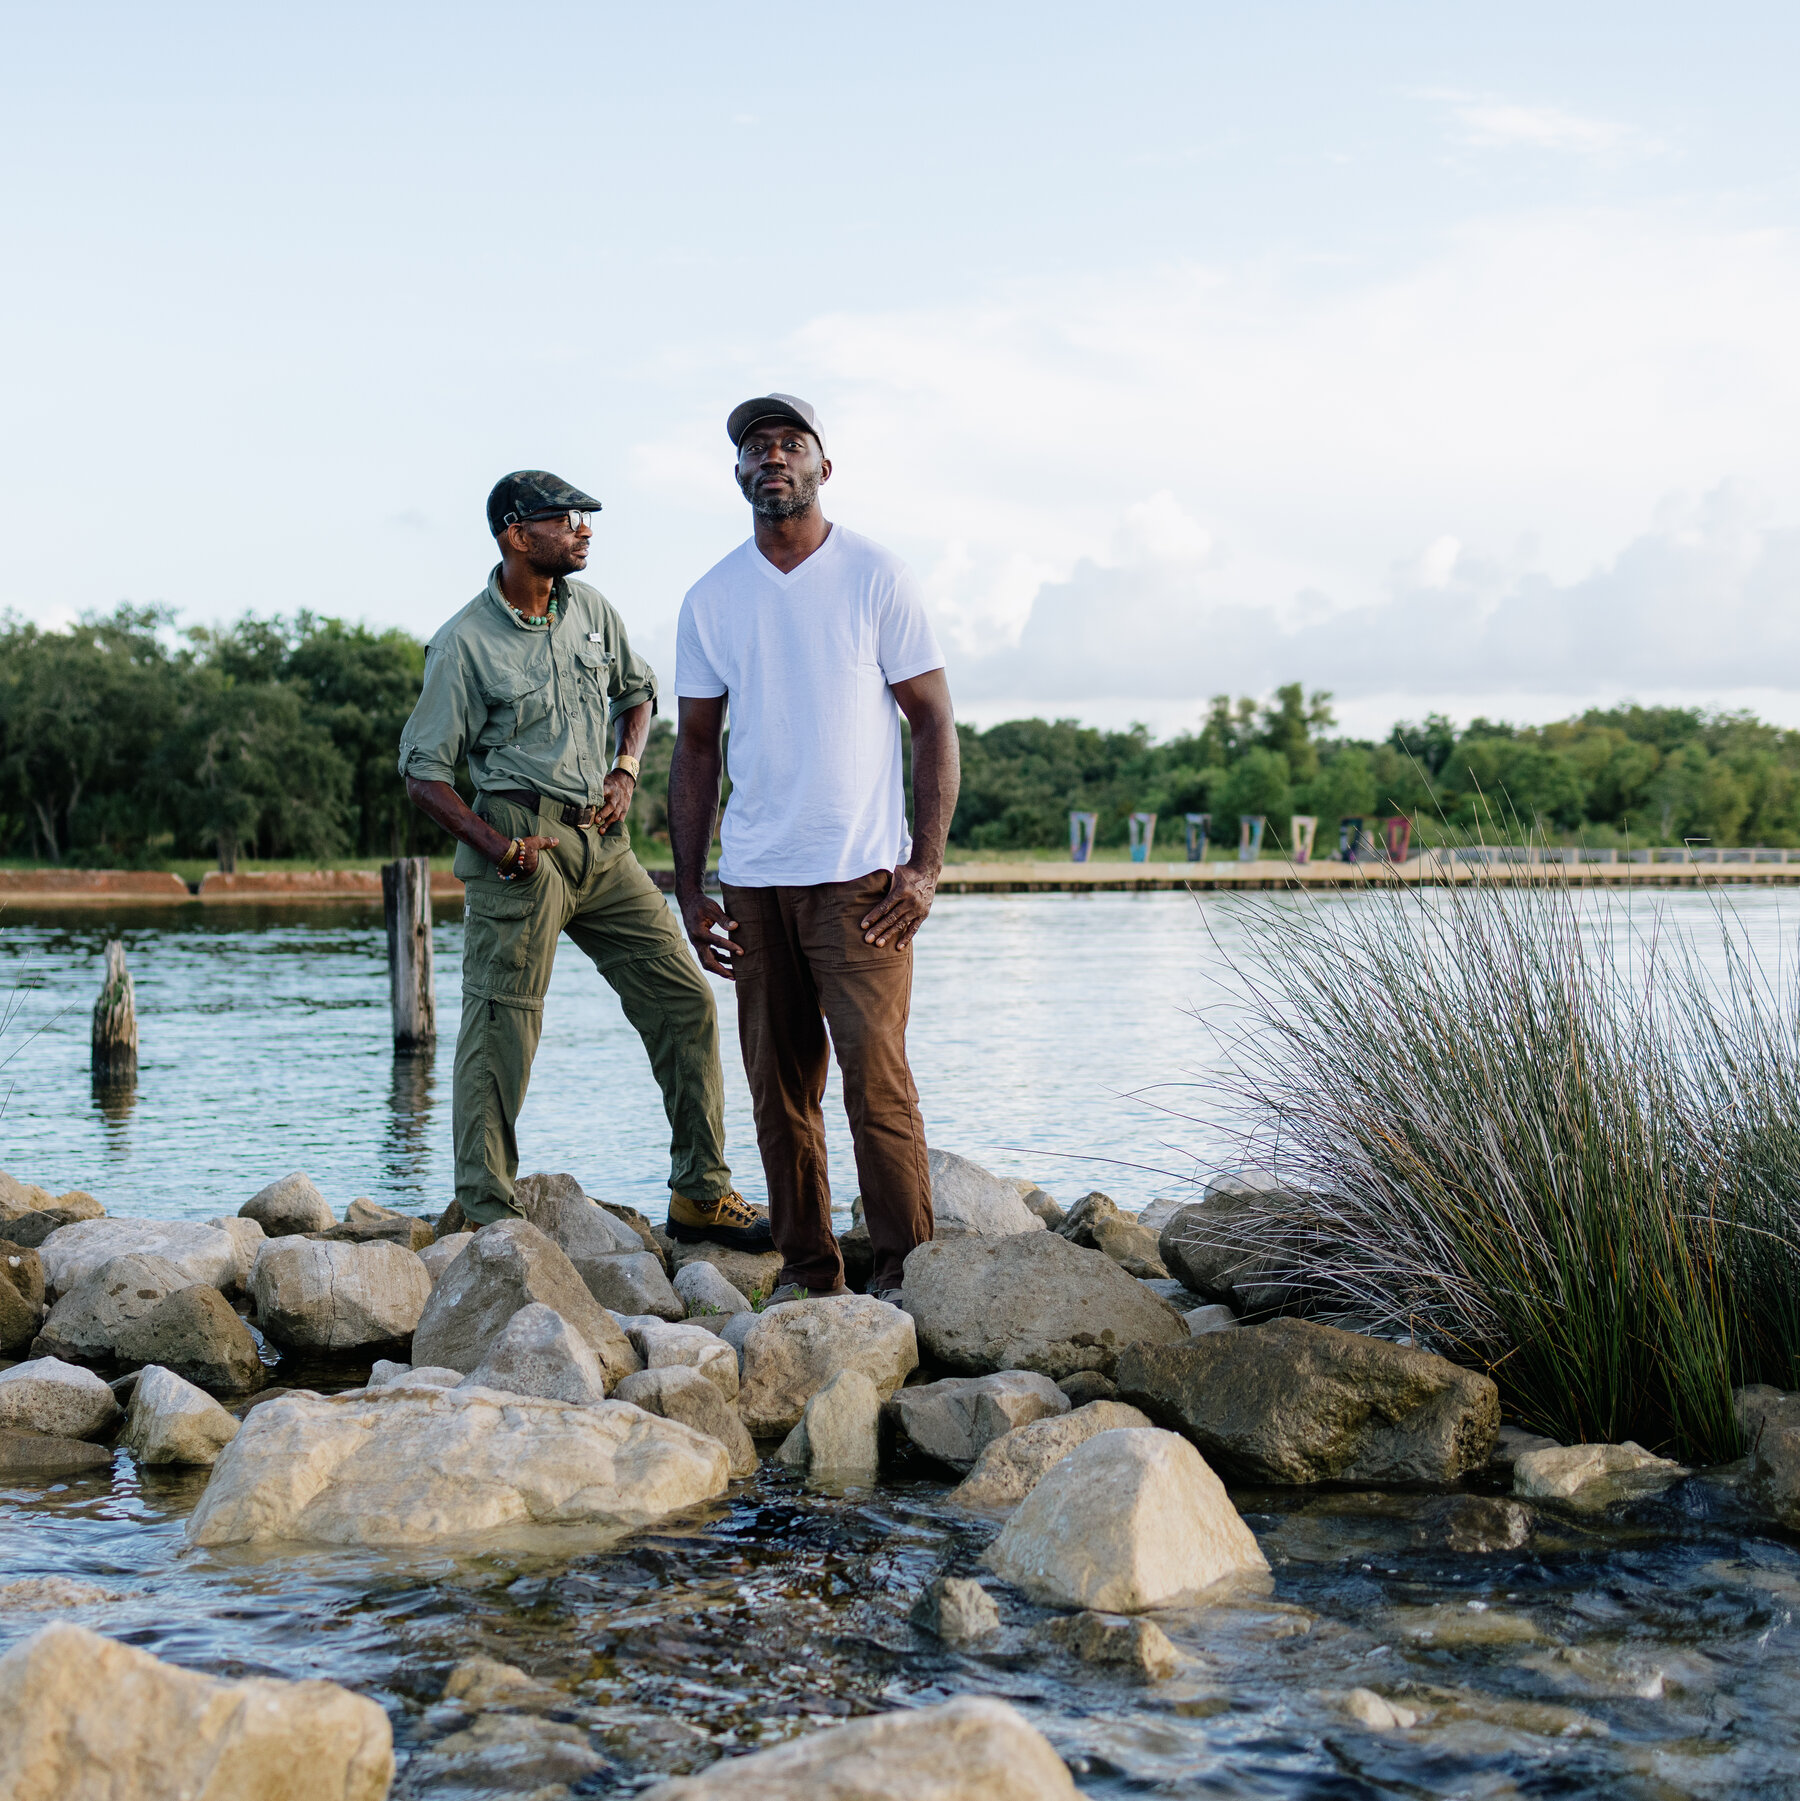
666,1188,774,1250
874,1288,905,1308
764,1281,849,1304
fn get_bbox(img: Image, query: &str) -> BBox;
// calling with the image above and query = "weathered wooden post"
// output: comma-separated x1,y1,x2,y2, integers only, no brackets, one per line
381,857,436,1052
92,939,138,1079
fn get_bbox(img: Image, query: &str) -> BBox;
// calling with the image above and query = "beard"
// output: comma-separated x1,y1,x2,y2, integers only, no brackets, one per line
741,466,821,519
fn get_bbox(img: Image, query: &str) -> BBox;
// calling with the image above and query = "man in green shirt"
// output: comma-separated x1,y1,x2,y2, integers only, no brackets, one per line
398,470,768,1247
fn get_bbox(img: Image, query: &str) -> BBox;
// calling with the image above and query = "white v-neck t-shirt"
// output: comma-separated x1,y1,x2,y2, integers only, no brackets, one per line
674,524,945,888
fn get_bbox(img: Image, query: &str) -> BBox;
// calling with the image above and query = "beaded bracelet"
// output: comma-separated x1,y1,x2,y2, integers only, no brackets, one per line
495,837,524,881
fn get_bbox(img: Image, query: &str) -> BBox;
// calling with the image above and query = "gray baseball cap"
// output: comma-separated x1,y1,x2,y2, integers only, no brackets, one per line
726,392,826,455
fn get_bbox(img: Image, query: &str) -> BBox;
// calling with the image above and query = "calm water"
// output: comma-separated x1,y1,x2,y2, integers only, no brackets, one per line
4,887,1800,1797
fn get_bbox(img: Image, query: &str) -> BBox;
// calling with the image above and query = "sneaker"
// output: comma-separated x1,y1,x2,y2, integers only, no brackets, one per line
764,1281,848,1304
667,1188,774,1250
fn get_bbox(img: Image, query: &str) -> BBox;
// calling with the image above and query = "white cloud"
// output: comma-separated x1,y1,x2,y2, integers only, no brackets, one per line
1443,96,1642,157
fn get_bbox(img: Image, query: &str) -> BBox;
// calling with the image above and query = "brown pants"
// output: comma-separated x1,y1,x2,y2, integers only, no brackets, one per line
725,874,933,1293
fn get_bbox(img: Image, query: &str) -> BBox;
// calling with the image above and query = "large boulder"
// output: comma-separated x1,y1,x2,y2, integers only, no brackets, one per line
639,1696,1076,1801
0,1432,112,1479
0,1621,393,1800
38,1220,243,1299
1737,1384,1800,1528
460,1303,609,1405
1156,1172,1304,1313
624,1319,740,1401
119,1364,240,1466
902,1232,1187,1379
949,1400,1156,1512
673,1260,750,1318
580,1250,685,1321
420,1232,473,1283
737,1296,918,1437
1115,1318,1501,1484
928,1149,1047,1237
774,1367,881,1478
886,1371,1069,1472
614,1366,758,1478
34,1252,191,1362
251,1238,431,1353
985,1427,1268,1611
0,1358,120,1439
509,1173,683,1314
112,1284,265,1396
240,1171,336,1237
186,1383,729,1548
0,1245,43,1352
200,1216,266,1290
410,1219,638,1384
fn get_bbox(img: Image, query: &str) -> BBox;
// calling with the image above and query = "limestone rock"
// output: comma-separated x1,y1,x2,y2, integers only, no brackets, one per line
0,1247,43,1352
668,1238,783,1303
581,1249,685,1321
317,1197,434,1252
1058,1370,1117,1406
0,1358,120,1439
0,1431,111,1479
718,1311,758,1365
1736,1383,1800,1528
0,1621,393,1800
637,1695,1078,1800
1018,1185,1065,1230
1341,1688,1420,1731
200,1215,265,1289
252,1237,432,1352
186,1382,730,1548
986,1427,1267,1611
419,1232,473,1283
949,1400,1156,1512
34,1252,191,1363
1137,1197,1186,1237
902,1232,1188,1379
886,1371,1069,1471
39,1220,243,1299
929,1148,1047,1237
1115,1319,1501,1485
119,1364,240,1466
369,1361,461,1389
409,1219,638,1384
114,1283,265,1396
1043,1610,1180,1681
460,1302,609,1405
626,1318,740,1400
1156,1173,1305,1314
1512,1441,1688,1508
673,1259,750,1318
240,1171,336,1236
0,1174,103,1223
595,1197,675,1272
738,1295,918,1437
775,1367,881,1477
1411,1494,1535,1553
1093,1215,1168,1279
910,1575,1000,1641
0,1208,94,1250
1489,1424,1562,1475
1056,1191,1123,1246
1185,1303,1238,1336
614,1365,758,1478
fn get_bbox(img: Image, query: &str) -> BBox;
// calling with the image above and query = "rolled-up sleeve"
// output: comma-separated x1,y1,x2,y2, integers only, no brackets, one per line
397,641,481,784
608,611,658,722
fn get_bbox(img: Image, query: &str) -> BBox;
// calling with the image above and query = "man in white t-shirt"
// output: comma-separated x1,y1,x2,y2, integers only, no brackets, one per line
669,393,961,1304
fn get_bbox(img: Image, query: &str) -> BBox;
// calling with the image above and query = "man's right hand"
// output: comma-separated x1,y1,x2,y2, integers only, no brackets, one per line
507,834,561,879
680,890,743,980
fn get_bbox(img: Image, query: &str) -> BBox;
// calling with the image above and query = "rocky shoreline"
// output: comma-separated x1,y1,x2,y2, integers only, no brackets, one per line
2,1155,1798,1797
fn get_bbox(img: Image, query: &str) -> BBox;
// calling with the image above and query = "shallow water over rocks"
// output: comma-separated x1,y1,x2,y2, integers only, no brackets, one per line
4,1365,1797,1799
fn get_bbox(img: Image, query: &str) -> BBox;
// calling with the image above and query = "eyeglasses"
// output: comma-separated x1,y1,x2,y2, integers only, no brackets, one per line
507,509,599,532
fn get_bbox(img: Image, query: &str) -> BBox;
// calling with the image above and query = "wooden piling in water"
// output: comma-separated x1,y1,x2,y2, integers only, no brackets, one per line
91,939,138,1078
382,857,436,1052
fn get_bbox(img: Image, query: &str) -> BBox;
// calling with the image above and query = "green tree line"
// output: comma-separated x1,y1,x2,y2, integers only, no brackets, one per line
6,608,1800,865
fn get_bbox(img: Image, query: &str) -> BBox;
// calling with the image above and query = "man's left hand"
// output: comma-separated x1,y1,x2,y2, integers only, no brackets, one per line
861,864,937,950
595,768,637,831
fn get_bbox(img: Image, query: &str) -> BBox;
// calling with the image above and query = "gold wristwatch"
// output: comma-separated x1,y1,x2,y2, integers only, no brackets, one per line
612,754,641,780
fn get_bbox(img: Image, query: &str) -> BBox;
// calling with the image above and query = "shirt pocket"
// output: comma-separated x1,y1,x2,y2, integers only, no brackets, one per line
479,669,553,746
574,643,613,700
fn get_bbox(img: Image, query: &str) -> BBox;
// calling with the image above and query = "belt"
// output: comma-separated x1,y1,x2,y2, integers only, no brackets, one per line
488,788,603,829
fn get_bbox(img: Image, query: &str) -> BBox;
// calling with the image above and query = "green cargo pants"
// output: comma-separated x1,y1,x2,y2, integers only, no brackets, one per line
452,795,731,1225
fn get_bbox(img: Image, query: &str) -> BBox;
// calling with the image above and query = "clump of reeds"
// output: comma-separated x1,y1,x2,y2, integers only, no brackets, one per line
1202,872,1800,1464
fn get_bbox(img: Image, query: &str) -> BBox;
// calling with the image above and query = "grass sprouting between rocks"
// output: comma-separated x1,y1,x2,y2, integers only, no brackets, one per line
1202,870,1800,1465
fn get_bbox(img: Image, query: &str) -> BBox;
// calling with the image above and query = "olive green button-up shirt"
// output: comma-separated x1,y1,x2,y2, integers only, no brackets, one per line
397,568,657,808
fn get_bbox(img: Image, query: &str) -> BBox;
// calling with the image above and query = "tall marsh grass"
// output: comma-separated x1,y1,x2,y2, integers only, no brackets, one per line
1208,874,1800,1464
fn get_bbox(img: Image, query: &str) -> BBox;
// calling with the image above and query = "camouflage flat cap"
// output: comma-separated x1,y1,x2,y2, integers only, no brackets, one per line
486,470,603,538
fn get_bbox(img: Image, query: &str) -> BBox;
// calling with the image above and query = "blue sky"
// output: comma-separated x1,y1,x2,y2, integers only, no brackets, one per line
4,2,1797,736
